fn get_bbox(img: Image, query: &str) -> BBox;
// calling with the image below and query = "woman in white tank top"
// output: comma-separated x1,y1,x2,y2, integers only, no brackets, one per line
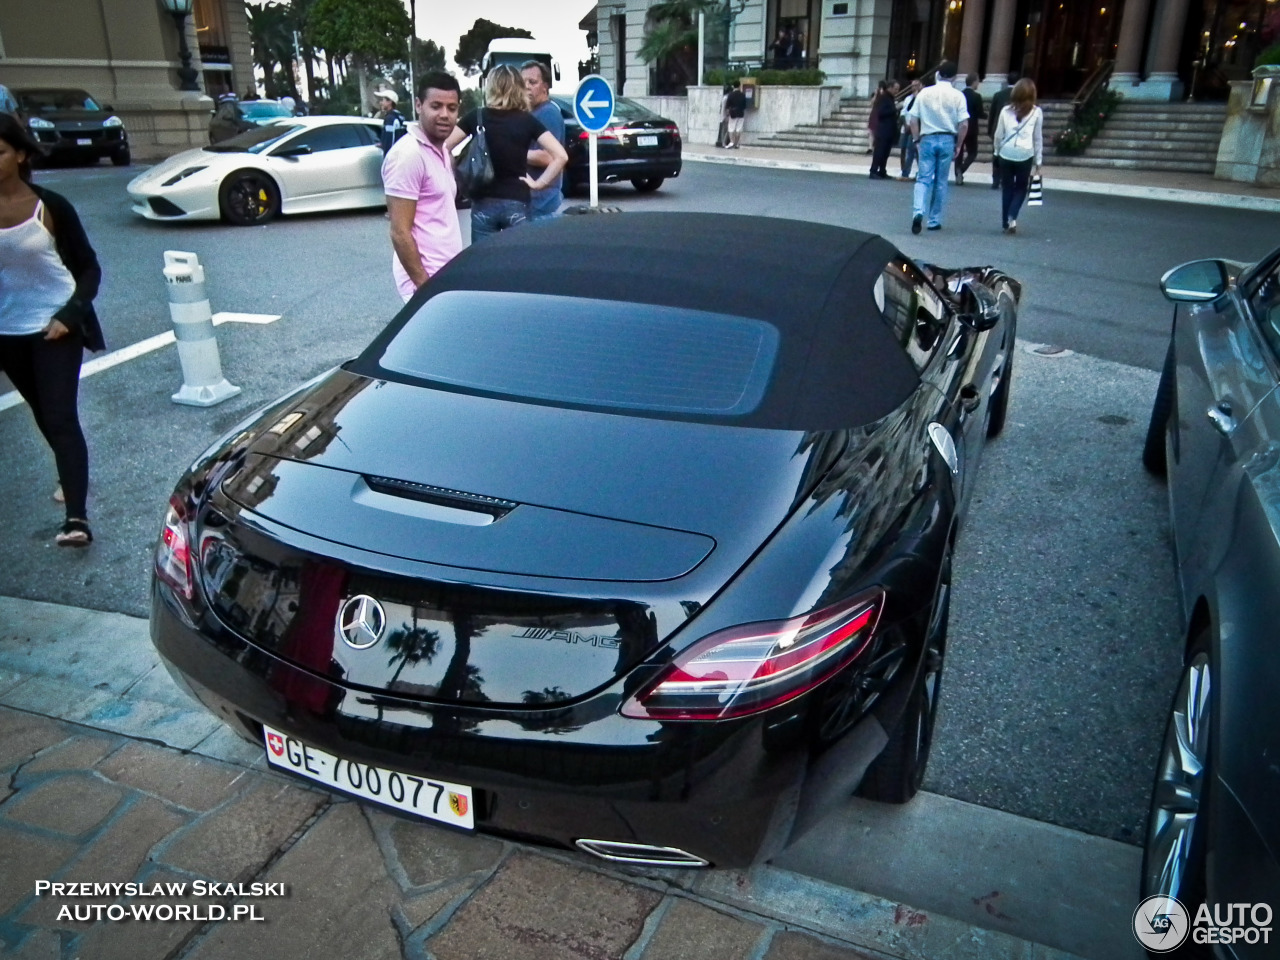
0,114,102,546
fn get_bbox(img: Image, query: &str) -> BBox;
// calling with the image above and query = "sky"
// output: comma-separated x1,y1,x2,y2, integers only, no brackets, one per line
407,1,595,89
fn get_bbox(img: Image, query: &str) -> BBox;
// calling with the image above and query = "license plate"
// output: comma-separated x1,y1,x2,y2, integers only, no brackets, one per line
637,135,659,147
262,724,474,829
77,138,92,145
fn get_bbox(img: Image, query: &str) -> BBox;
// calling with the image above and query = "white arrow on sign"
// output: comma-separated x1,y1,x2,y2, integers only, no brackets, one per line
579,92,611,120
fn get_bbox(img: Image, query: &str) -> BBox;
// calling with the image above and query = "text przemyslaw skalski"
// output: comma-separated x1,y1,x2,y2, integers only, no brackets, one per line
34,881,288,897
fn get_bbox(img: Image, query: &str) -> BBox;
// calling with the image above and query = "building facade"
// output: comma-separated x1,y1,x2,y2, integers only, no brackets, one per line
0,0,254,154
594,0,1259,101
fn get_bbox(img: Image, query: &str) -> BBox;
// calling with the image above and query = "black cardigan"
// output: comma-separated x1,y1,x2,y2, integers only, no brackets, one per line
29,183,105,352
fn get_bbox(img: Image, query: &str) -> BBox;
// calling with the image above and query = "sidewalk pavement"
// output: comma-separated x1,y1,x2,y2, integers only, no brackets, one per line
0,596,1093,960
684,142,1280,212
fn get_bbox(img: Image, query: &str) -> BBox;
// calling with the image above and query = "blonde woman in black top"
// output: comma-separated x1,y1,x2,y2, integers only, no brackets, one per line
446,65,567,239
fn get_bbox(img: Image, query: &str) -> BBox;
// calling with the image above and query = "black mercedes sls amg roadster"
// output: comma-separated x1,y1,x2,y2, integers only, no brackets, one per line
151,213,1020,868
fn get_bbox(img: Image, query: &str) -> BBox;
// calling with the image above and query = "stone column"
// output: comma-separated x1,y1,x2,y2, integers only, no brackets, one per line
1131,0,1192,99
1111,0,1152,88
957,0,989,78
979,0,1018,95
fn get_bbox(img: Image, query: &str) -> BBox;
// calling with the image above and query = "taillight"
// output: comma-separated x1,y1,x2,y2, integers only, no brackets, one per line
666,124,681,142
156,495,194,600
580,126,622,141
621,590,883,721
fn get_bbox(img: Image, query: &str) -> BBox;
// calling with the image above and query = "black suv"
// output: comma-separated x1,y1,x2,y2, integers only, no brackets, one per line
550,94,681,195
15,88,130,166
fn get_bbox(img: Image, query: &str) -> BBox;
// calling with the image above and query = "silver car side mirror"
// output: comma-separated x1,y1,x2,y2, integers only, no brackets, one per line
1160,260,1229,302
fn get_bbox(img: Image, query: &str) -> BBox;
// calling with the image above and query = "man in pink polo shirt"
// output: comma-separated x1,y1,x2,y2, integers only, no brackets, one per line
382,72,463,302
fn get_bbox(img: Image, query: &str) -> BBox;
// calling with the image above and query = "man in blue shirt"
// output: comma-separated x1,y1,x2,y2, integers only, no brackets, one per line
522,61,565,220
375,89,406,154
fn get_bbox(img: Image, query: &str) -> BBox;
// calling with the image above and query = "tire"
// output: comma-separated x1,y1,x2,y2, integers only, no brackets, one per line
111,146,131,167
1143,340,1175,476
858,551,950,804
1139,633,1213,959
219,170,280,226
631,177,664,193
987,322,1015,438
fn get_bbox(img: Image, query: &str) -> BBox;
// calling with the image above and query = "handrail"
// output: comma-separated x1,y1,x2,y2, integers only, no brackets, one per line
1072,59,1114,119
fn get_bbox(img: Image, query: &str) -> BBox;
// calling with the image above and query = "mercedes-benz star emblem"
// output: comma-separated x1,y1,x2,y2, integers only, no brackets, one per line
336,595,386,649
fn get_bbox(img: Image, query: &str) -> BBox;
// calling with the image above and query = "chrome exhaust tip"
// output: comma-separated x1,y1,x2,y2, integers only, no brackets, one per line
574,839,710,868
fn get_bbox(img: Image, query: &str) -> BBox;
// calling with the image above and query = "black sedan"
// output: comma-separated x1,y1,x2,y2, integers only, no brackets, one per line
1140,252,1280,956
550,94,681,194
150,214,1018,868
14,87,129,166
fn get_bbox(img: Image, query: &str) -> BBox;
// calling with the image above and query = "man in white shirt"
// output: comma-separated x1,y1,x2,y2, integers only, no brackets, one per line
905,62,969,234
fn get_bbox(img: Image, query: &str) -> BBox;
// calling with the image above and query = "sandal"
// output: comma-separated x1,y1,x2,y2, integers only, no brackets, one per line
56,519,92,547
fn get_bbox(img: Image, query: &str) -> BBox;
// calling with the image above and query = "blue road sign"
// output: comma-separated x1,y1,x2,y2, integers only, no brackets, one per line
574,75,615,134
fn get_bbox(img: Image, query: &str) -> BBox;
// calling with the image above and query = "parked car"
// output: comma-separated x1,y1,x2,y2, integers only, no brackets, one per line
550,94,681,194
149,213,1019,868
1140,250,1280,957
238,99,295,125
13,87,129,166
127,116,384,225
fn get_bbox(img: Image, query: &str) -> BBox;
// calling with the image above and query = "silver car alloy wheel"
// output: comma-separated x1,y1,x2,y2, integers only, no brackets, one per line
1144,650,1211,901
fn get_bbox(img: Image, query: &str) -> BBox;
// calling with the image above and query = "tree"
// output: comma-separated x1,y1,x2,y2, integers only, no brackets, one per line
638,0,724,94
454,18,534,76
309,0,411,113
247,3,293,98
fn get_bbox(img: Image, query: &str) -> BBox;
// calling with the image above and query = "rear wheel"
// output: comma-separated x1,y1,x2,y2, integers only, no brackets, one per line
1139,633,1212,958
1143,341,1175,476
631,177,664,193
858,552,949,803
219,170,280,226
987,332,1015,438
111,146,131,166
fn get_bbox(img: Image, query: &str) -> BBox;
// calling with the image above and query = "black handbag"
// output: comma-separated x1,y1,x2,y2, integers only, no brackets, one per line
456,109,494,197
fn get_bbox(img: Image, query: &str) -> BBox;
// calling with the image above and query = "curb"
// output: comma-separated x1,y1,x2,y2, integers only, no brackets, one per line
684,150,1280,213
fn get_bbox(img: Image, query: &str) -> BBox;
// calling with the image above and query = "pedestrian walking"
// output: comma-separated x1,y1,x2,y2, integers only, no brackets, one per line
897,80,921,179
905,62,969,234
868,80,900,179
992,78,1043,234
955,73,984,185
0,114,103,546
725,80,747,149
375,89,407,155
521,60,565,221
208,93,252,145
445,65,567,241
382,72,464,302
988,72,1017,189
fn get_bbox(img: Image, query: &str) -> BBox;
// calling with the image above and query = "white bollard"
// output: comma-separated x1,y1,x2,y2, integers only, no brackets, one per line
163,250,241,407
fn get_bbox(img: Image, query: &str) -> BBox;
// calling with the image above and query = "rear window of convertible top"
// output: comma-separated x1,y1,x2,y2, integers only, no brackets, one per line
371,290,779,418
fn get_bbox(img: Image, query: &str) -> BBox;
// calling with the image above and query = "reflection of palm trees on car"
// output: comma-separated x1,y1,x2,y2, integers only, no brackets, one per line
384,616,441,691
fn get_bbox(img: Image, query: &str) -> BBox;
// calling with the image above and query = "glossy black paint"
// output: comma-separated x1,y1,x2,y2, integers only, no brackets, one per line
1150,246,1280,955
15,88,129,165
549,95,681,192
151,223,1018,866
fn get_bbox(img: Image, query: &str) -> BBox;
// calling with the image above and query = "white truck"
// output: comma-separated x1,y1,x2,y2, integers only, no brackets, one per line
481,38,560,82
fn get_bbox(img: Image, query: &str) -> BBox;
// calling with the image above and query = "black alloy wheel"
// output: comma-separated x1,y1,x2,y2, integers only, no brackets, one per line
111,145,131,167
1143,340,1176,476
857,552,950,804
220,170,280,226
631,177,664,193
1139,634,1213,959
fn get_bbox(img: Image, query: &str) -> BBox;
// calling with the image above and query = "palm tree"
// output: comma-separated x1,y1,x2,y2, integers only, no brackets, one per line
638,0,723,93
247,3,292,97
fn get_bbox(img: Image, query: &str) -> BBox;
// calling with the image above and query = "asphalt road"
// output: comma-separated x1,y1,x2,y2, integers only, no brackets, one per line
0,159,1272,848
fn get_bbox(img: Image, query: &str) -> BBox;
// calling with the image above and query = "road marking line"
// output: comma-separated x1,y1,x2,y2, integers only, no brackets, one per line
0,312,280,413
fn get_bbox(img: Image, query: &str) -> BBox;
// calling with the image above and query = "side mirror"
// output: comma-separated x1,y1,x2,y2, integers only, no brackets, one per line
1160,260,1229,302
274,144,312,159
956,278,1001,332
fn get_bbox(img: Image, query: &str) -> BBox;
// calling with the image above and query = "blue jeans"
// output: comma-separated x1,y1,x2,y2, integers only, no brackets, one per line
1000,157,1033,226
899,130,916,176
913,134,955,228
471,197,528,239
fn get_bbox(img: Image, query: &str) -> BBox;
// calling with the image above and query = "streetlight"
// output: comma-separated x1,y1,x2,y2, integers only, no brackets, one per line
160,0,201,91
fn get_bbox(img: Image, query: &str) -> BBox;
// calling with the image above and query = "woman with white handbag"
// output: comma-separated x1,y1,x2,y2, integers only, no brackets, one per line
992,79,1043,235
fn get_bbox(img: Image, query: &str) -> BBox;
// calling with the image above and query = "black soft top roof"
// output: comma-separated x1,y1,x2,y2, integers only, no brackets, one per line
363,213,920,431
